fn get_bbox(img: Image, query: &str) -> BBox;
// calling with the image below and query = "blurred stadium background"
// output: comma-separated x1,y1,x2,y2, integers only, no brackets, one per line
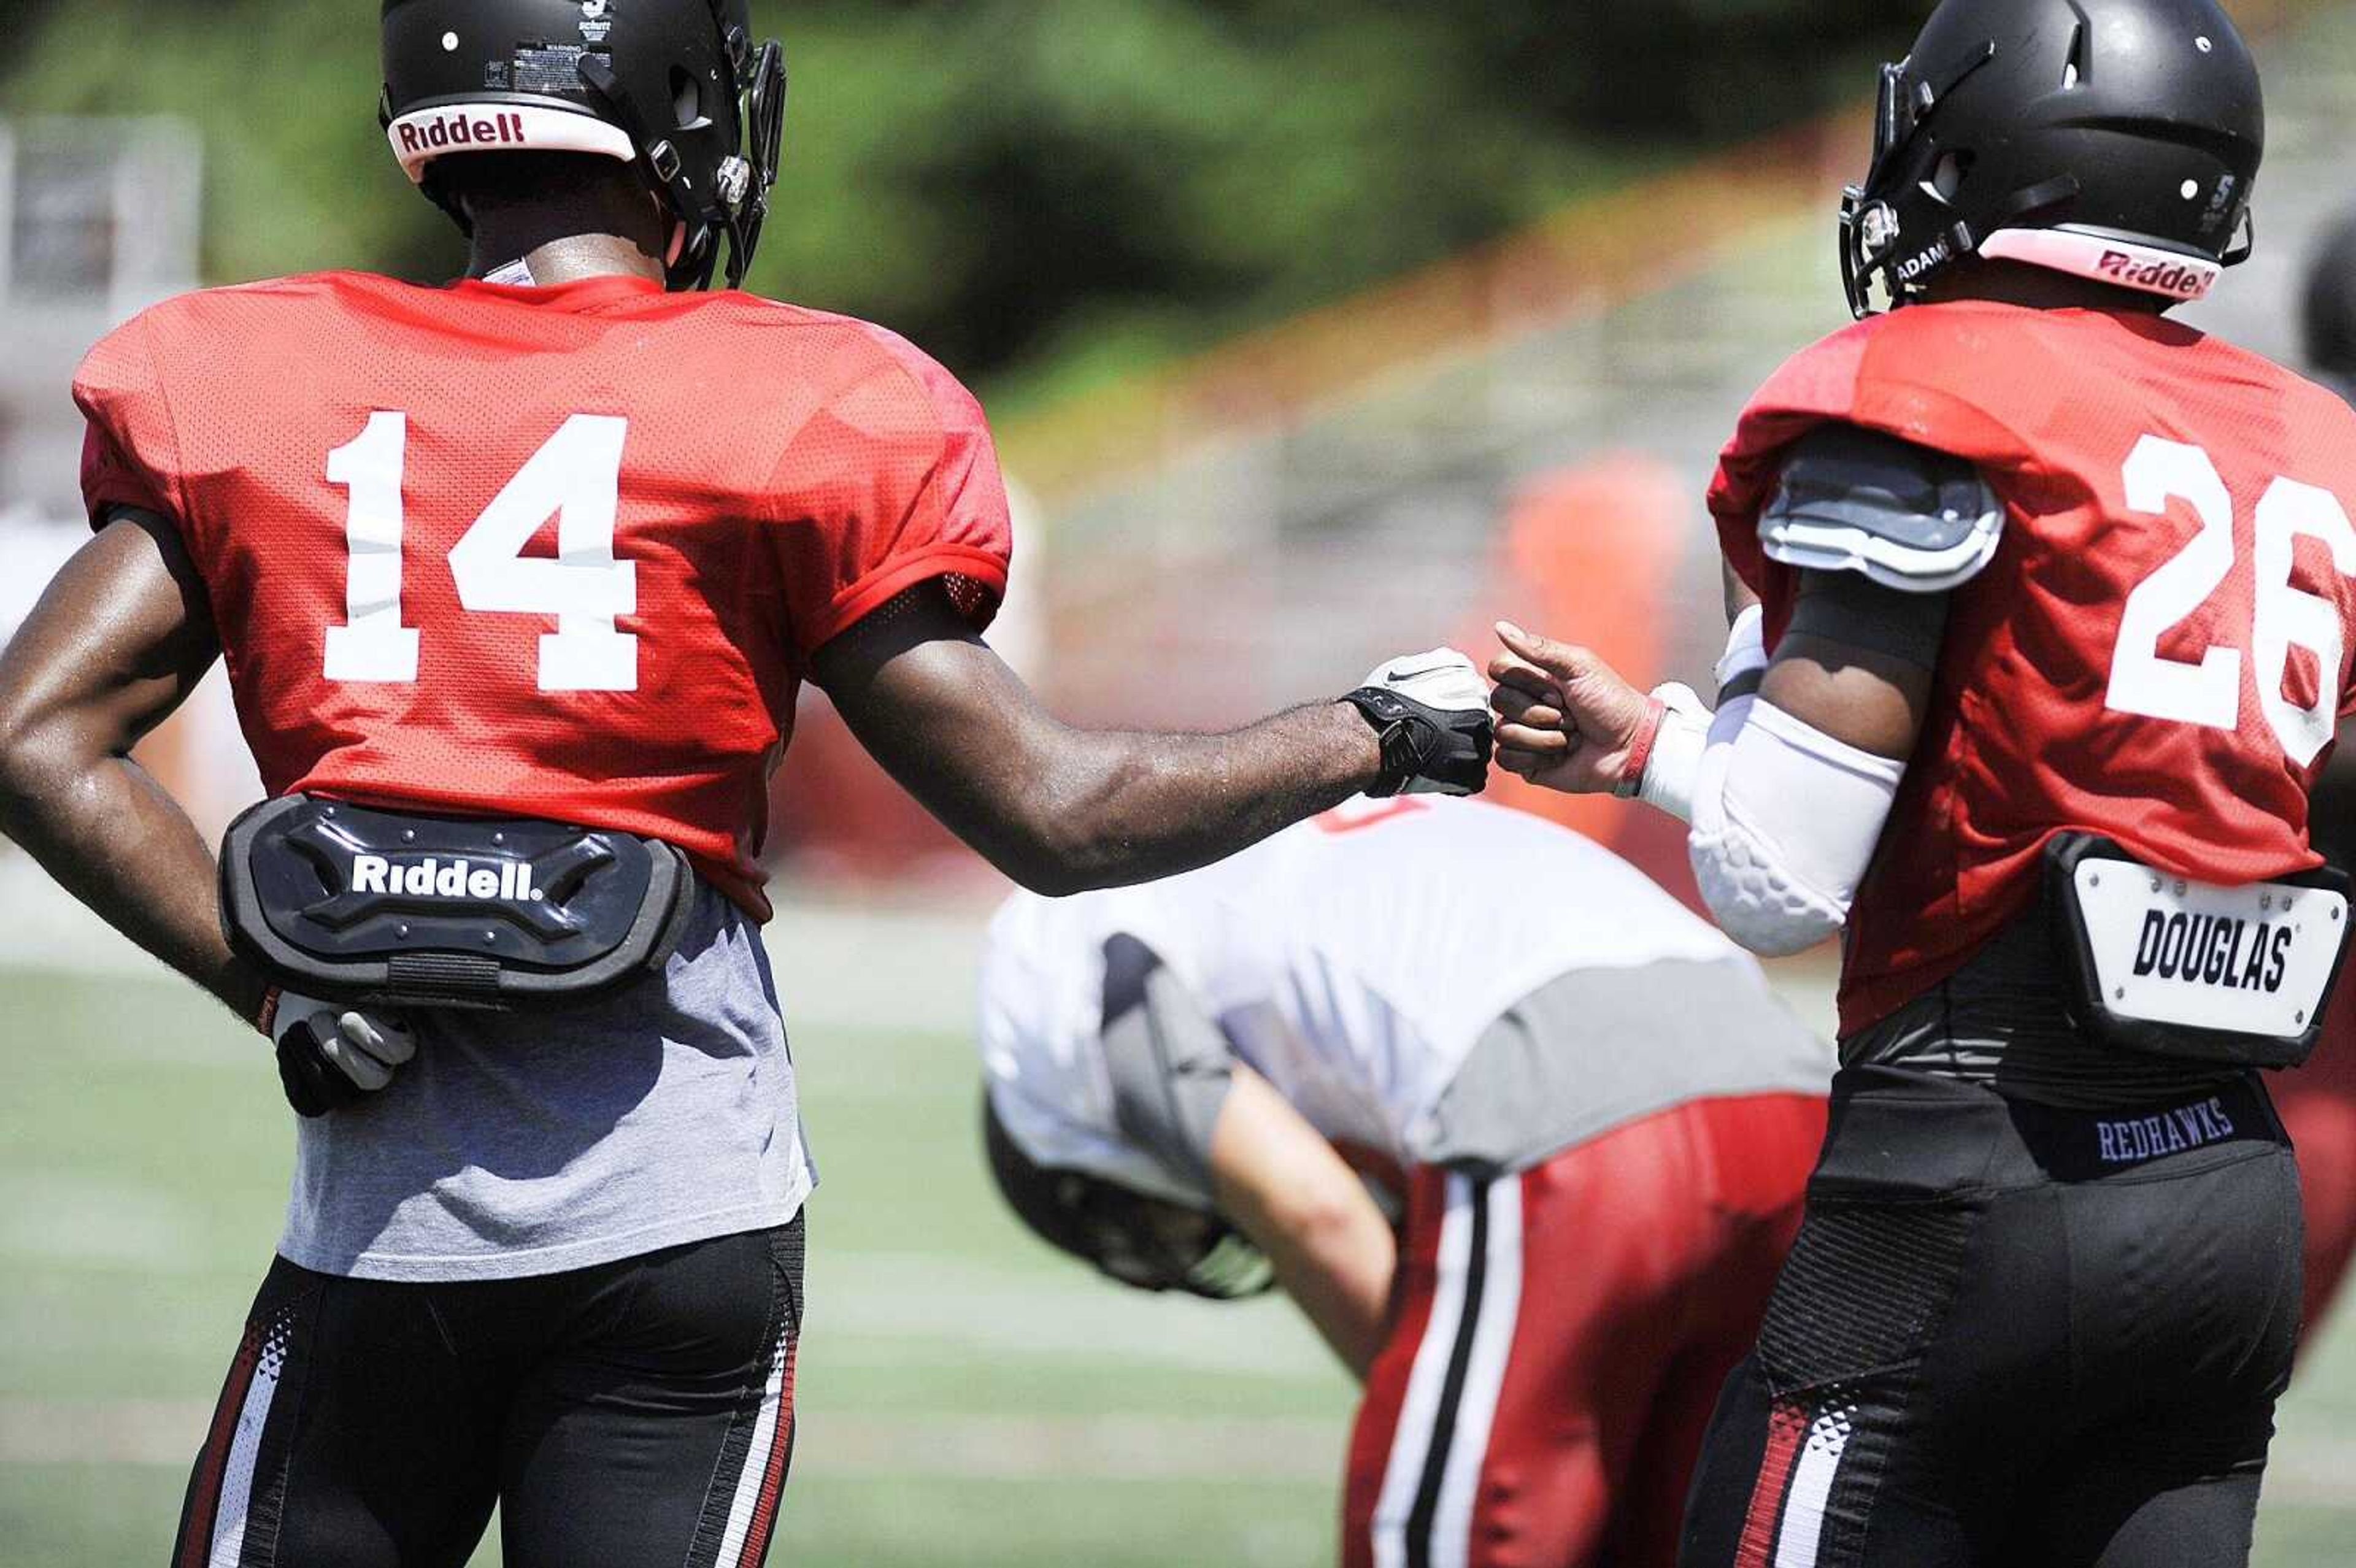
3,1,2355,1562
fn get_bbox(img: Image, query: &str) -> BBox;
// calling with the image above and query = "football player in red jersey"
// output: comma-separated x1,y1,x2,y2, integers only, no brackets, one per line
0,3,1490,1564
1488,1,2354,1563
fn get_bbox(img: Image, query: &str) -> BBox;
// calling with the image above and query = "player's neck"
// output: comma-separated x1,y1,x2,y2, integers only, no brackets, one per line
468,231,666,286
1923,259,2169,316
464,191,668,286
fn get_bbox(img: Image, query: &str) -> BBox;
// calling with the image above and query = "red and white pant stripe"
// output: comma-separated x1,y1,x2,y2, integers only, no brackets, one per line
1734,1396,1857,1568
708,1325,798,1568
180,1312,293,1568
1369,1171,1524,1568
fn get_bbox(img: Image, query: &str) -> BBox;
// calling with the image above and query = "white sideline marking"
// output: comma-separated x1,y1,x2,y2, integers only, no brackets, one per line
0,1174,209,1269
0,1399,1344,1483
0,855,1844,1045
819,1253,1336,1375
0,1248,1341,1385
6,1397,2352,1508
0,855,995,1036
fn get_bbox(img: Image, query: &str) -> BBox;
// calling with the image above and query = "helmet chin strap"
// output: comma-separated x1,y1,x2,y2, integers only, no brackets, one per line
575,52,724,290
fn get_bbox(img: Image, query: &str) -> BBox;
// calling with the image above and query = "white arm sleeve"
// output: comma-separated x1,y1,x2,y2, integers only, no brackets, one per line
1634,684,1709,822
1687,698,1906,957
1630,605,1768,825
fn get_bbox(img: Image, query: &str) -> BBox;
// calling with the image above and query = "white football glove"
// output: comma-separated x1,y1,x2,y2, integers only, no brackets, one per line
1342,648,1495,797
271,992,417,1118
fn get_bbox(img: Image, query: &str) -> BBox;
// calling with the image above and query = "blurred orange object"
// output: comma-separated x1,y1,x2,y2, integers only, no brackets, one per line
1476,454,1705,911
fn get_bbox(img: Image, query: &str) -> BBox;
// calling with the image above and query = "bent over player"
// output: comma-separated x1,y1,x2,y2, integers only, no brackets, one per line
0,3,1490,1564
1492,1,2356,1562
979,797,1830,1568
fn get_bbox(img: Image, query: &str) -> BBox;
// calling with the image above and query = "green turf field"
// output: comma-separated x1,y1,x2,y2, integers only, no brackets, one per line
3,964,2352,1566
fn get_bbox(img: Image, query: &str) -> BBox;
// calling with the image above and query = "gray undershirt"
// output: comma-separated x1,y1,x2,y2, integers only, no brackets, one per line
1424,956,1831,1176
1104,948,1833,1190
279,880,815,1282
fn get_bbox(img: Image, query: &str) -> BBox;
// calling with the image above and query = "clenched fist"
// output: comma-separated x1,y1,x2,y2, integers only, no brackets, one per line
1486,621,1655,796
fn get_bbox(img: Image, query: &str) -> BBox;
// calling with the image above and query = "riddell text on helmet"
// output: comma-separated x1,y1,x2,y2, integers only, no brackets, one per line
2097,248,2217,299
395,112,531,157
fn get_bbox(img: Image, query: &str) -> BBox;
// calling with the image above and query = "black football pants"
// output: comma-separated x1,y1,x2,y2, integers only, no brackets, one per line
1679,1065,2301,1568
172,1218,804,1568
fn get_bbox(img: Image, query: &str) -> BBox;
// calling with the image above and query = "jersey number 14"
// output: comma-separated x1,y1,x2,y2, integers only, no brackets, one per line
323,412,637,693
2106,434,2356,767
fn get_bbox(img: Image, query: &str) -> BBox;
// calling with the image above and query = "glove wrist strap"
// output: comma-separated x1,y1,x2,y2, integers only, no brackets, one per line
1339,689,1421,797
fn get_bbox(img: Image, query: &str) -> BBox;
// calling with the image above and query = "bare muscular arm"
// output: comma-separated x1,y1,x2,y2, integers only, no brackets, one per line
0,511,271,1024
1760,618,1934,761
812,585,1386,896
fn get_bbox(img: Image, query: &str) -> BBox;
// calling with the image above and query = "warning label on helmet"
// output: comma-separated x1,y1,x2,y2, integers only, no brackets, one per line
512,44,602,97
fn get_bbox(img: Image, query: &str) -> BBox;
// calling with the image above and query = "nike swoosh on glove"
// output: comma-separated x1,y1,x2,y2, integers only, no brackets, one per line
1344,648,1495,797
272,993,418,1118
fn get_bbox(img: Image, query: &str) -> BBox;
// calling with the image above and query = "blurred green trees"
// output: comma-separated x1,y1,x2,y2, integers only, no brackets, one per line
2,1,1909,409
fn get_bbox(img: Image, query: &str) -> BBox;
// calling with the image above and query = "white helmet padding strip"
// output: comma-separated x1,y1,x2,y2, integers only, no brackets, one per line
1977,228,2220,304
387,103,637,183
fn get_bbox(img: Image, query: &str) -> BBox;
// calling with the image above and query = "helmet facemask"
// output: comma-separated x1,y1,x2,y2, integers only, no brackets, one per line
981,1092,1277,1303
1838,47,1998,318
1057,1172,1279,1301
576,19,785,290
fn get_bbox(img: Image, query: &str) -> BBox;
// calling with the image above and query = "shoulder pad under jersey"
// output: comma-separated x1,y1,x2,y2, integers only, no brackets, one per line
1098,933,1236,1191
1759,424,2004,594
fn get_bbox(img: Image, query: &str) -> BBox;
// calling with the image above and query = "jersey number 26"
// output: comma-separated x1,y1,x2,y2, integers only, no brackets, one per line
323,412,638,693
2105,434,2356,767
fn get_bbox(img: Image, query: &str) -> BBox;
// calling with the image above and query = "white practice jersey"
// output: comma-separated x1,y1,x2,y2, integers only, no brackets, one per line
979,797,1830,1204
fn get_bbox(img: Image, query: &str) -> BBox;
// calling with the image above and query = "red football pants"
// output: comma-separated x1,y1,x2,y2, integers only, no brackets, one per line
1342,1092,1827,1568
2279,958,2356,1334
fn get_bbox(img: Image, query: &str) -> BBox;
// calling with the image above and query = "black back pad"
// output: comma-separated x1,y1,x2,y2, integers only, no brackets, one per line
221,794,694,1010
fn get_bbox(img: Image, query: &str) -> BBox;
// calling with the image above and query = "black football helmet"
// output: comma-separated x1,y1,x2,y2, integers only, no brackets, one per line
981,1093,1276,1301
1839,0,2263,318
380,0,786,290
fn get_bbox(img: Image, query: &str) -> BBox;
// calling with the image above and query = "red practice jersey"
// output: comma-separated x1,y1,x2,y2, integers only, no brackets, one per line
74,271,1013,919
1711,302,2356,1035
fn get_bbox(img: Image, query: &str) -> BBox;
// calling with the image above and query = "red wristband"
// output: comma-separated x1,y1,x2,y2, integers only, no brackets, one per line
1615,696,1669,799
255,986,282,1040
